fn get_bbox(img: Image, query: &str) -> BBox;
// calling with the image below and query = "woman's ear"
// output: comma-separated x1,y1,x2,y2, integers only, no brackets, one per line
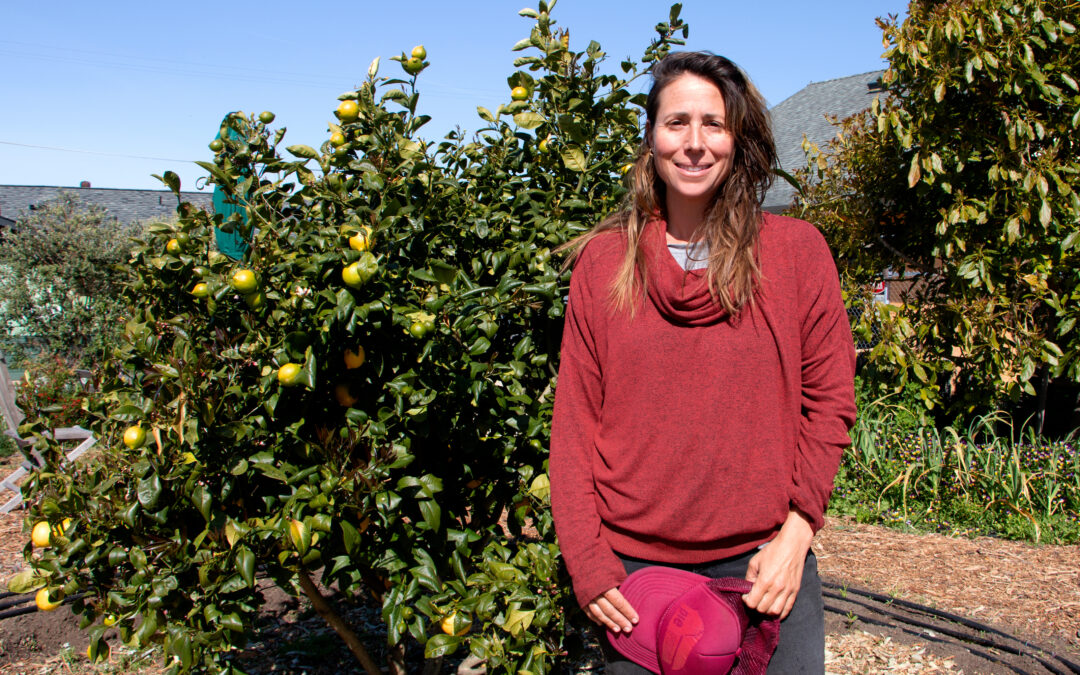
644,121,653,147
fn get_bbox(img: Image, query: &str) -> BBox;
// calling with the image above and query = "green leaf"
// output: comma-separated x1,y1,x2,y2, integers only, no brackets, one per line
7,569,40,594
191,485,212,522
504,606,536,636
477,106,495,123
340,520,360,555
560,146,587,172
1039,200,1052,228
135,612,159,646
157,171,181,194
513,112,545,130
137,474,163,510
907,153,921,187
110,405,145,422
424,633,464,658
286,145,320,160
236,547,255,588
419,499,441,531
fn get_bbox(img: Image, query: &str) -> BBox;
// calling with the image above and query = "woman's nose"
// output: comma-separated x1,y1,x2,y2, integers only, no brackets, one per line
685,123,704,151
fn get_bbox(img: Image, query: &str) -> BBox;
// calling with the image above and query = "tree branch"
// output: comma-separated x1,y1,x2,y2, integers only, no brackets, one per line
295,569,382,675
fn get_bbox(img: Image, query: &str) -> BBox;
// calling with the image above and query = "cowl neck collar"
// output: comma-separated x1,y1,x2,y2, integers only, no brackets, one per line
643,219,730,326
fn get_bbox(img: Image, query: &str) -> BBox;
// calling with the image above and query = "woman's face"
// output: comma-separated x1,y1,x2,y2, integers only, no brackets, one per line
648,73,735,213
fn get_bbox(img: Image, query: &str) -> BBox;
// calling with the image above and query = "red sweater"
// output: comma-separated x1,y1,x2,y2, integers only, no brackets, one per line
550,214,856,609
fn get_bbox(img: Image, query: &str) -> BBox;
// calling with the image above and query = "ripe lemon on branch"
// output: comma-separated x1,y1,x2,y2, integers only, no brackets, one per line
277,364,303,386
231,269,258,294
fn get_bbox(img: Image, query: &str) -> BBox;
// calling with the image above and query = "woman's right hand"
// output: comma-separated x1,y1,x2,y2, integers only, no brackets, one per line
586,587,639,633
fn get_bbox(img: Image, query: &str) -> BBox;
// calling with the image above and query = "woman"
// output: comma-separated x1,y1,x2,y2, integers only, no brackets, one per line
549,51,856,673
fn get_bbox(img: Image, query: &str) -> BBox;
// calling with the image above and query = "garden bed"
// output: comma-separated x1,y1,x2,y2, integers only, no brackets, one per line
1,500,1076,674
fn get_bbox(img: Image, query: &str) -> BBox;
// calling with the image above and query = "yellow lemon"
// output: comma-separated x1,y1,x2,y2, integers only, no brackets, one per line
277,363,302,386
31,521,51,548
344,347,366,369
511,86,529,101
123,425,146,449
334,383,358,408
440,612,471,636
337,100,360,122
348,228,373,252
191,282,210,298
35,588,63,612
231,269,258,294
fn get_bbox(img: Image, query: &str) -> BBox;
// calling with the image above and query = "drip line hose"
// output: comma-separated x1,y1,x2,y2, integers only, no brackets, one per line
823,580,1080,672
822,581,1080,675
0,592,84,622
0,604,39,621
0,593,34,611
828,603,1038,675
823,593,1069,675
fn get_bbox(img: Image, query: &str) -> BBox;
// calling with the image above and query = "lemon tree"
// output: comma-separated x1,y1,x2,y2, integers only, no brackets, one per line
16,3,689,673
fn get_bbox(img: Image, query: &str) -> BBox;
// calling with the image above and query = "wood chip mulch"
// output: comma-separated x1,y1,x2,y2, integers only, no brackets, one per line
814,515,1080,653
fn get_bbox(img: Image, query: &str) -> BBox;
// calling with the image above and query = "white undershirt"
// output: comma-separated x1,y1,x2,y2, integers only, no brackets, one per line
667,241,709,271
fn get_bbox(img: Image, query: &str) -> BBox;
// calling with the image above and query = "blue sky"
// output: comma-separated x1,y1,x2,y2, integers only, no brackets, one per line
1,1,908,193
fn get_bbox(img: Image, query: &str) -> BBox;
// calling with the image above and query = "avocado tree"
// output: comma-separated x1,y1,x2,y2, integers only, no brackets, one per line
797,0,1080,425
13,3,689,673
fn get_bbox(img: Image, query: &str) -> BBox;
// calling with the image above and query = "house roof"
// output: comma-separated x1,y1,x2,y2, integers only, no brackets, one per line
0,185,214,224
764,70,886,213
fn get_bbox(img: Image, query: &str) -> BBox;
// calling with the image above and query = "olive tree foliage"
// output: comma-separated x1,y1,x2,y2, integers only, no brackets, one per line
0,194,143,368
797,0,1080,420
13,3,689,674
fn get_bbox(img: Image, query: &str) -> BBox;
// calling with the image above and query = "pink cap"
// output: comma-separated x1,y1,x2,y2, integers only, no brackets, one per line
608,567,779,674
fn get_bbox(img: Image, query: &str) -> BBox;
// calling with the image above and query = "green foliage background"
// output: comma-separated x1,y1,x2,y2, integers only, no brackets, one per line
797,0,1080,422
0,193,142,369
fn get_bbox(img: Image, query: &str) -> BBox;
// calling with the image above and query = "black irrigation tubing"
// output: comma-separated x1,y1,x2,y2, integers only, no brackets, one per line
823,591,1078,675
0,603,39,621
0,592,33,611
822,581,1080,674
0,592,85,622
825,602,1038,675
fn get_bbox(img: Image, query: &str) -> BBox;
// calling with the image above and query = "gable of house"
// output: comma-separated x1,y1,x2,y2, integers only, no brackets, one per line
764,70,886,213
0,184,214,225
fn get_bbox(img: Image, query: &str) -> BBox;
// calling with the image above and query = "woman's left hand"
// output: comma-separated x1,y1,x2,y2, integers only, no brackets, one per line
742,509,815,619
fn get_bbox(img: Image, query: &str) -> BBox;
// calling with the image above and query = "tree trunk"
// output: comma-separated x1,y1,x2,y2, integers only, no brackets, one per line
1035,368,1050,436
295,569,381,675
387,639,407,675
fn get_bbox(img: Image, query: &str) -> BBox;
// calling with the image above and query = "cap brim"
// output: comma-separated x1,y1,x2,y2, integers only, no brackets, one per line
608,567,710,673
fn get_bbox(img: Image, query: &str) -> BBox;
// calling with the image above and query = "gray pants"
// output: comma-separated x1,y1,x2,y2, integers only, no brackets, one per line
601,548,825,674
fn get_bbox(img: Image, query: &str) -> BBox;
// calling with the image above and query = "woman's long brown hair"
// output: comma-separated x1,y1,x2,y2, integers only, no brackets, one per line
560,51,777,316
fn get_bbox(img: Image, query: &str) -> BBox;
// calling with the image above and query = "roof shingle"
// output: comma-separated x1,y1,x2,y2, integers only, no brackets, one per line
0,185,213,224
764,70,886,213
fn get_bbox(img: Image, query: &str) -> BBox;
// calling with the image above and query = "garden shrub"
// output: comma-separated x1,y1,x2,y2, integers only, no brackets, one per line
12,4,690,673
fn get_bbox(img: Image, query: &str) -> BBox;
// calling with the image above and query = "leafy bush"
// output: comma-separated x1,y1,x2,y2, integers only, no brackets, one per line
13,4,690,674
0,193,144,369
15,355,94,430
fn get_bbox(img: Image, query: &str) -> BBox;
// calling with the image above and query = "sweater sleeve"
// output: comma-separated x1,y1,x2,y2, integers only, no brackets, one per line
789,228,857,532
549,248,628,609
